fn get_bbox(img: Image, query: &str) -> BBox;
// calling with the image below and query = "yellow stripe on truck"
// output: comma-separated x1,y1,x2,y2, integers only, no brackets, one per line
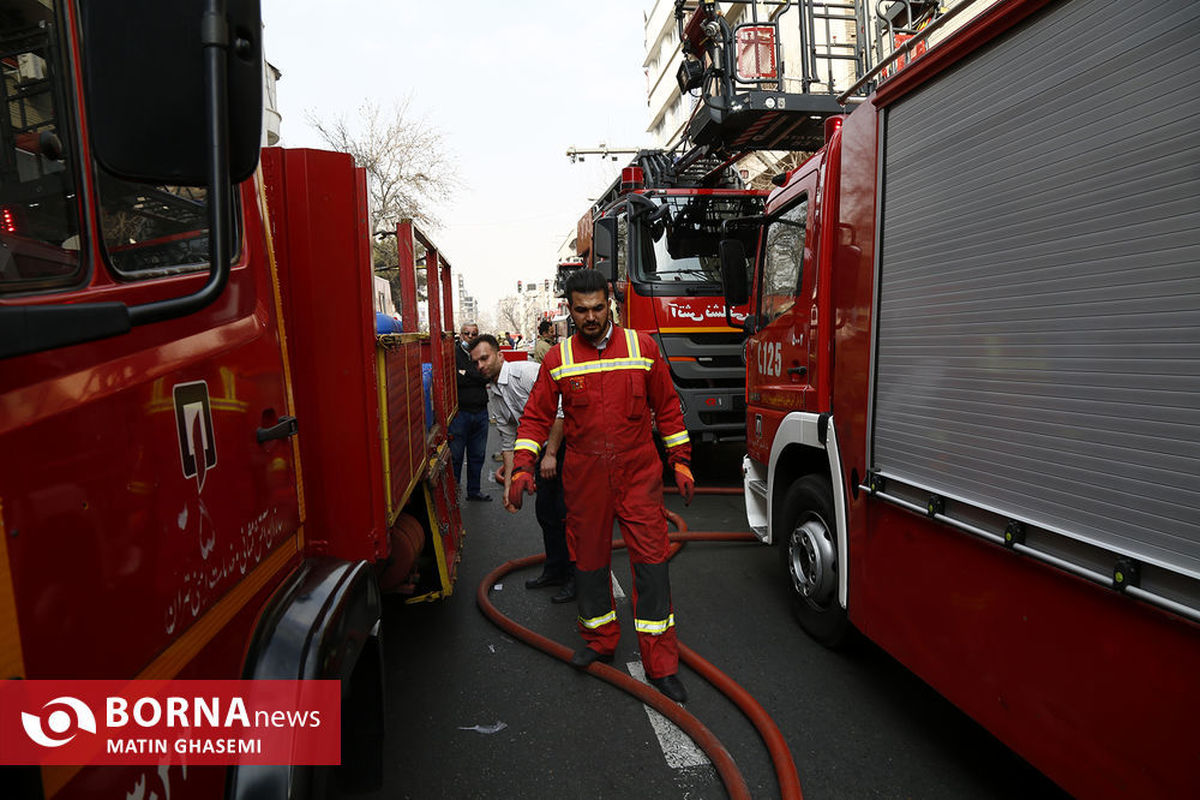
0,499,25,681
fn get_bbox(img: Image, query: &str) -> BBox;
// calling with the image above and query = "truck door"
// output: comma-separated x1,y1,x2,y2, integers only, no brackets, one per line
746,174,816,461
0,0,300,683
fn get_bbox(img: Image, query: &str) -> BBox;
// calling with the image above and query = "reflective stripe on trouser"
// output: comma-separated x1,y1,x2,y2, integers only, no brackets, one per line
564,442,679,678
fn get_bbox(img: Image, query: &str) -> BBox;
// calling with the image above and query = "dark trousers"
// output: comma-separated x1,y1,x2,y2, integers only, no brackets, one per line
535,447,572,578
449,407,489,497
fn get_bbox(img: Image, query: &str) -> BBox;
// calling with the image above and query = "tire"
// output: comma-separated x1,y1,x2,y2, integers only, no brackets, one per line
777,474,851,648
335,638,384,794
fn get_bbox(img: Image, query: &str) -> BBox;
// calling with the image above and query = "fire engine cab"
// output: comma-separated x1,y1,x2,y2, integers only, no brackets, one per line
0,2,465,798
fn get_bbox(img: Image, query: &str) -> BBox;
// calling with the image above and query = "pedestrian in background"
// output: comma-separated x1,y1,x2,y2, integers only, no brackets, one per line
507,269,694,703
470,334,575,602
533,319,556,363
450,322,491,502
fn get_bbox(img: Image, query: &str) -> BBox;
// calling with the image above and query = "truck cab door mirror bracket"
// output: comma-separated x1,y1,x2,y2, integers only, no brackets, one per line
718,238,750,329
592,216,618,283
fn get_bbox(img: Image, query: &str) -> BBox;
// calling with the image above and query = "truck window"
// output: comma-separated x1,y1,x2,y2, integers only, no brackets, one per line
96,173,236,276
759,196,808,323
637,195,764,285
0,0,83,293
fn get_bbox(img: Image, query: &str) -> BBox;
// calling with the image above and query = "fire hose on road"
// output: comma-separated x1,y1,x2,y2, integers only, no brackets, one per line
475,488,804,800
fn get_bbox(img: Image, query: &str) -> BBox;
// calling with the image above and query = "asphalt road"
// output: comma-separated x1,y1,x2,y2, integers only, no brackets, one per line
359,432,1069,799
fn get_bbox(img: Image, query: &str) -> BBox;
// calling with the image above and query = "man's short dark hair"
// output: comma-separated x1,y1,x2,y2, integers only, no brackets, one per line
564,268,609,302
538,320,552,335
468,333,500,353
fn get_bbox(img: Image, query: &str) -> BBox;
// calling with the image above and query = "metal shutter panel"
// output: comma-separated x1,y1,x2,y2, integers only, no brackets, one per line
872,0,1200,578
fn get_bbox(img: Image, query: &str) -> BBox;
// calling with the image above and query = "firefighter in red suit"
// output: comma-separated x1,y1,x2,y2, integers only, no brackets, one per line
508,269,695,703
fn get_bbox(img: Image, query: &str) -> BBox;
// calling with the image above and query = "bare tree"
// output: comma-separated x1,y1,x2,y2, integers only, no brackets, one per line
308,98,459,313
496,296,523,337
307,97,460,249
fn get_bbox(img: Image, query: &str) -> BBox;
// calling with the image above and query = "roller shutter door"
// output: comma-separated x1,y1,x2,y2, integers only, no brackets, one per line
872,0,1200,578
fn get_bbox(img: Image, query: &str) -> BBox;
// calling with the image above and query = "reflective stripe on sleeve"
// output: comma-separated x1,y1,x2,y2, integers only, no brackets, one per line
633,613,676,635
579,609,617,629
661,430,690,448
514,439,543,456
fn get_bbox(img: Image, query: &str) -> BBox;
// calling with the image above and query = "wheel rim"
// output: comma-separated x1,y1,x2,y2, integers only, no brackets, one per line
787,514,836,607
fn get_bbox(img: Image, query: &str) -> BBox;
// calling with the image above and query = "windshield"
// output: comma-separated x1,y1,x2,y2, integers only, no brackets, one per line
634,195,764,285
0,0,82,293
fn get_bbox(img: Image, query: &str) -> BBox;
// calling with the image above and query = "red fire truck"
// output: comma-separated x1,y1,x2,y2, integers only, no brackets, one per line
0,2,464,797
575,151,766,443
714,0,1200,797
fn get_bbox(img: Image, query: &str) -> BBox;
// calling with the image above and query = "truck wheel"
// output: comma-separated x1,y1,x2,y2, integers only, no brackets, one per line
778,474,851,648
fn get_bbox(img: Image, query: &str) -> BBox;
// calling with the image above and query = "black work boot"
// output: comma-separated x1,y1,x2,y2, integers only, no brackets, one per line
550,577,576,604
524,572,567,589
570,647,614,670
649,673,688,703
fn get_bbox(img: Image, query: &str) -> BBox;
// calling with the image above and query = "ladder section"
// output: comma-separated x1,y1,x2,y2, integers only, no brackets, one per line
673,0,869,158
798,1,864,94
671,1,1001,161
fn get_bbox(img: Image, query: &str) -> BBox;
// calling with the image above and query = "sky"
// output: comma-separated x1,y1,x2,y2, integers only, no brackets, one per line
260,0,656,319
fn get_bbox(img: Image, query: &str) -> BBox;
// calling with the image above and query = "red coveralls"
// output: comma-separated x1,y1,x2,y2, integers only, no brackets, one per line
513,325,690,678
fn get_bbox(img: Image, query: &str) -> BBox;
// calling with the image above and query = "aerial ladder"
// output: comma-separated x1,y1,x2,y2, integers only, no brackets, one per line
670,1,953,175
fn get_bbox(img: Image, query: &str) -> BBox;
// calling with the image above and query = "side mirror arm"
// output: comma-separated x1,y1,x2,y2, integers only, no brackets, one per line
130,0,233,326
725,303,744,331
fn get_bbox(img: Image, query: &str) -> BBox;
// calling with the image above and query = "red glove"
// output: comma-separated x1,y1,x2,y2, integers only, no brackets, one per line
507,469,536,510
673,462,695,506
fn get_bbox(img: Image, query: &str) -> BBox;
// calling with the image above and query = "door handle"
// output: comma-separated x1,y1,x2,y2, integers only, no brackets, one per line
788,366,807,377
257,415,298,443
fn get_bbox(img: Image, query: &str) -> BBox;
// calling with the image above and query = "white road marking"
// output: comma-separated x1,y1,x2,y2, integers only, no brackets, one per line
612,571,626,599
627,661,709,768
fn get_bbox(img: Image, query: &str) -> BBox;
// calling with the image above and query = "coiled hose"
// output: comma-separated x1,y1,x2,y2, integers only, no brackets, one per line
475,489,803,800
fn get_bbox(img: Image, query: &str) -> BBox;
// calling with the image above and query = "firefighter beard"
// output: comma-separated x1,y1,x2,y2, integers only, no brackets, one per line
513,327,690,680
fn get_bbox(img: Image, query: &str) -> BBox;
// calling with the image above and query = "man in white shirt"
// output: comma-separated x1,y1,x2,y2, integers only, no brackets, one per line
469,334,574,602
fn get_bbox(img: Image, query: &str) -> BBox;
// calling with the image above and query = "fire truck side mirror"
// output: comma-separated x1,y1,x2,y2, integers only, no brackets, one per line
593,217,618,282
79,0,263,186
720,238,750,308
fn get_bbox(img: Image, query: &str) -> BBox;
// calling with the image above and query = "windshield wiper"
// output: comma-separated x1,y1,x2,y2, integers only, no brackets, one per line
657,268,719,281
